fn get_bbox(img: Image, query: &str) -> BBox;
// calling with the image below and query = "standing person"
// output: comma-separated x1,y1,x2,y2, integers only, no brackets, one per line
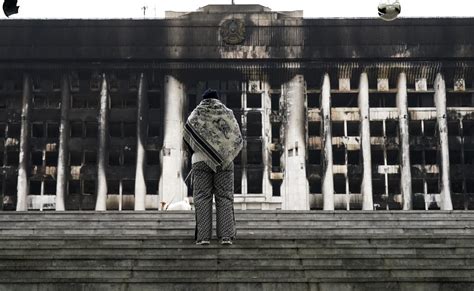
183,89,243,245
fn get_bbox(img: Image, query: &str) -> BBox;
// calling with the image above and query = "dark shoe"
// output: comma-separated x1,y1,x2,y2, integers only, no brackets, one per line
220,237,233,245
196,240,210,245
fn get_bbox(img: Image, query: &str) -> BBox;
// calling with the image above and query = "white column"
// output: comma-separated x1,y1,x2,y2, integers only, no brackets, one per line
358,72,373,210
262,81,273,205
321,73,334,210
135,73,148,211
396,72,413,210
159,75,187,206
434,73,453,210
281,75,309,210
16,74,32,211
55,74,71,211
95,74,109,211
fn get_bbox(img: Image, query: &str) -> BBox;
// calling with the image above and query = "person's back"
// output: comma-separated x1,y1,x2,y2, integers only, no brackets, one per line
183,89,243,245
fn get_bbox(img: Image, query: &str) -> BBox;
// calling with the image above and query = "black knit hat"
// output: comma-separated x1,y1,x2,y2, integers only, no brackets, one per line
202,89,219,99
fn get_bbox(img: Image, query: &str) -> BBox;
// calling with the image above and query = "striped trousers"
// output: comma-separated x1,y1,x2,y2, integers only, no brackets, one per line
192,161,236,241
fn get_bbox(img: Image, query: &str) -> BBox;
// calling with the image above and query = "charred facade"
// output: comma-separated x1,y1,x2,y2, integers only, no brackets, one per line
0,5,473,211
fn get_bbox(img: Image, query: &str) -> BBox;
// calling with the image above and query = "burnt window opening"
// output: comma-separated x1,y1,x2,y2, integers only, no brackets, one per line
234,169,242,194
449,151,462,164
45,152,58,166
385,121,398,137
69,180,81,194
246,93,261,108
272,180,282,196
425,150,437,164
387,175,401,194
32,151,43,166
0,152,4,166
7,123,21,138
447,92,472,107
47,123,59,138
83,180,95,195
308,150,321,165
85,122,98,138
70,122,83,138
465,151,474,164
409,121,422,136
448,122,460,136
148,123,160,137
247,113,262,137
272,151,281,171
122,180,135,195
111,95,122,108
5,178,17,196
6,151,19,166
110,122,122,138
333,174,346,194
331,93,357,107
426,179,439,194
70,151,82,166
247,169,263,194
332,147,345,165
423,121,436,137
464,121,474,136
466,180,474,193
369,93,396,108
410,150,423,164
307,93,319,108
412,179,424,193
271,123,280,142
72,95,86,108
247,141,262,165
123,94,137,107
347,122,359,136
123,123,136,138
123,150,136,166
32,123,45,138
187,94,197,112
0,123,6,138
109,151,121,166
107,180,120,194
309,179,321,194
349,177,361,193
30,180,42,195
408,94,435,107
452,180,464,193
332,122,344,137
226,93,241,109
44,180,56,195
271,94,280,111
371,121,383,136
84,151,97,165
308,122,320,136
146,180,158,195
347,151,359,165
33,95,47,108
146,150,160,165
148,92,161,109
86,96,98,108
371,149,384,165
386,150,399,165
48,93,60,108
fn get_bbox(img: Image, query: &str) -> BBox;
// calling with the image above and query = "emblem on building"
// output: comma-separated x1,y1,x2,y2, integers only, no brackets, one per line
220,19,245,45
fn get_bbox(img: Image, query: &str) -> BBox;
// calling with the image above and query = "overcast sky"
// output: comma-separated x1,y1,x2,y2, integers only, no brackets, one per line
4,0,474,19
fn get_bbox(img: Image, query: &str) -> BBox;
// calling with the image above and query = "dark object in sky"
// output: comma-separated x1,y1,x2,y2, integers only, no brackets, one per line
3,0,19,17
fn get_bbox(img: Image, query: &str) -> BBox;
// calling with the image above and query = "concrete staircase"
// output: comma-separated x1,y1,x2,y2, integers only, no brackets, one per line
1,211,474,291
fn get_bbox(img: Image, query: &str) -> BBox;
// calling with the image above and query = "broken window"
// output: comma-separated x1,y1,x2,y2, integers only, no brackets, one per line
371,121,384,136
271,123,280,141
332,147,345,165
331,93,357,107
44,180,56,194
45,152,58,166
271,94,280,111
333,174,346,194
332,122,344,137
148,92,161,109
347,150,359,165
423,121,436,137
226,92,241,109
247,169,263,193
247,141,262,165
309,179,321,194
30,180,42,195
122,180,135,195
83,180,95,195
308,150,321,165
72,95,86,108
272,180,282,196
234,168,242,194
69,151,82,166
148,123,160,137
349,176,361,193
123,150,136,165
70,122,83,138
371,149,384,165
85,122,98,138
247,113,262,137
465,151,474,164
347,121,359,136
47,123,59,138
146,150,160,165
0,123,5,138
307,93,319,108
146,180,158,195
386,150,399,165
246,93,261,108
32,123,45,138
123,123,136,137
107,180,120,194
33,95,47,108
409,121,422,136
48,93,60,108
425,150,437,164
385,121,398,137
84,151,96,165
109,151,121,166
7,123,21,138
6,151,19,166
123,94,137,107
410,150,423,164
110,122,122,138
32,151,43,166
69,180,81,194
308,122,320,136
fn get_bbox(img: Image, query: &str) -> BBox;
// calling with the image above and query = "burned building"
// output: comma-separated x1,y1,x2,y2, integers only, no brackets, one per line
0,4,473,211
